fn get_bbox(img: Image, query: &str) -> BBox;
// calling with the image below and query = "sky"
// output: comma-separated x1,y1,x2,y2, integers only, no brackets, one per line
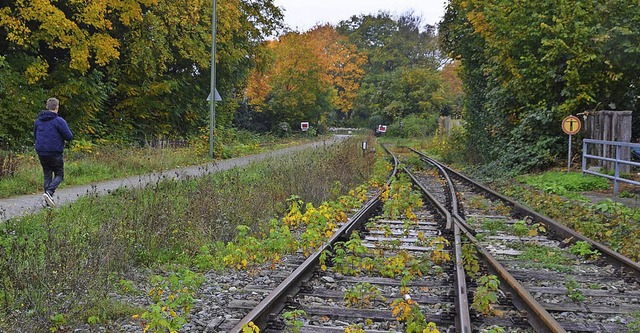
273,0,448,32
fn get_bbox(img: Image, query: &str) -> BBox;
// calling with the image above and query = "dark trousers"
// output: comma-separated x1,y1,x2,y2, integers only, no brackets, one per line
38,154,65,195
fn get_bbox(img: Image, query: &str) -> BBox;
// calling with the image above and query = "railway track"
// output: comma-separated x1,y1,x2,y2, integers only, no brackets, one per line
218,146,535,333
408,147,640,332
214,145,640,333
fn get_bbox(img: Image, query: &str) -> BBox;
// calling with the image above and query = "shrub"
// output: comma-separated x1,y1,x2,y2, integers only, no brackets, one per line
387,114,438,138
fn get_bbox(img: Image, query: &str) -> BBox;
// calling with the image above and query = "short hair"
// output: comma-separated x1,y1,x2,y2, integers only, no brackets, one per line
46,98,59,111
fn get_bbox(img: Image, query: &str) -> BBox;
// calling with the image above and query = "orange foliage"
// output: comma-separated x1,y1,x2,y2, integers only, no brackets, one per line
440,60,463,97
306,25,367,113
246,25,366,115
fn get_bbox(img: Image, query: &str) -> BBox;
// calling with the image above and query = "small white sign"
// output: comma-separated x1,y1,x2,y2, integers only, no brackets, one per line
301,122,309,131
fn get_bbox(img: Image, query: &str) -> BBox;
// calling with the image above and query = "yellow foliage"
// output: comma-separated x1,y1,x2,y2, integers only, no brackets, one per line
429,237,451,265
24,57,49,84
282,202,303,228
391,298,415,320
242,322,260,333
0,7,31,45
467,11,491,37
91,33,121,66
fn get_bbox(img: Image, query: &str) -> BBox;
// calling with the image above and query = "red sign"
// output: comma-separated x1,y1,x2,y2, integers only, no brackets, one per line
301,122,309,131
377,125,387,133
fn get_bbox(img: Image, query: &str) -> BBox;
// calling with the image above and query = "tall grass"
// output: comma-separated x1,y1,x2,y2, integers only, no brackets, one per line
0,131,321,198
0,136,376,331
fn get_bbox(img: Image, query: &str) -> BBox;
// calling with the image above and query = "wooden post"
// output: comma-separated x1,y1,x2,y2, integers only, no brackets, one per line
603,113,611,169
618,111,632,173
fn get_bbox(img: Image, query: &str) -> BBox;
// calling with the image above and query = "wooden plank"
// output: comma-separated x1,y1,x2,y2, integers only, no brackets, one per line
620,111,633,173
335,275,452,287
362,242,434,252
295,326,403,333
297,289,452,305
594,113,602,163
297,305,455,323
526,286,640,298
603,112,612,169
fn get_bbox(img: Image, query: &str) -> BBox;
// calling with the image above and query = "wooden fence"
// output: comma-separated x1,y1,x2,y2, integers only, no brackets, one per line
583,110,632,172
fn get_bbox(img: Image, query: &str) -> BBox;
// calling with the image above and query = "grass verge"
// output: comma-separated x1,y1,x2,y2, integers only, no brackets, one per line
0,136,383,332
504,173,640,262
0,131,322,198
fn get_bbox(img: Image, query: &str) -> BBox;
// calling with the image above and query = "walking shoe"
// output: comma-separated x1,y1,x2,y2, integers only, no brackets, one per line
43,192,55,207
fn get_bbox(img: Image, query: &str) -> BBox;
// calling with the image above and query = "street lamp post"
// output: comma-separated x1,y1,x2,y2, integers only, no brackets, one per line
209,0,217,158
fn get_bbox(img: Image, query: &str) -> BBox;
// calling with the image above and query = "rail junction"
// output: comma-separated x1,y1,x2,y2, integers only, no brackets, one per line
216,145,640,333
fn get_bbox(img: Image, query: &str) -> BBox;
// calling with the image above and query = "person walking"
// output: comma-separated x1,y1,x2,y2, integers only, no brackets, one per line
34,97,73,207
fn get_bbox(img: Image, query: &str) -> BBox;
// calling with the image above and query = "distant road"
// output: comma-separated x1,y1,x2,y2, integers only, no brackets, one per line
1,136,347,222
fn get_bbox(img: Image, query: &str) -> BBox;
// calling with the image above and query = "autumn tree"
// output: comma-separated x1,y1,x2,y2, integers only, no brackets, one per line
0,0,283,147
246,26,366,131
0,0,152,145
246,32,333,131
439,0,640,172
440,60,464,117
305,25,367,119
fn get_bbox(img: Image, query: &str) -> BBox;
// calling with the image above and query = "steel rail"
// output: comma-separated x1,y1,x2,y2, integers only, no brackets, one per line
410,148,566,333
412,149,640,280
451,224,472,333
228,145,399,332
455,222,566,333
403,167,472,333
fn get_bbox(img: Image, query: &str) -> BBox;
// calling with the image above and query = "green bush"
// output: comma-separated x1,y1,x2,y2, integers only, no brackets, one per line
475,108,564,178
387,114,438,138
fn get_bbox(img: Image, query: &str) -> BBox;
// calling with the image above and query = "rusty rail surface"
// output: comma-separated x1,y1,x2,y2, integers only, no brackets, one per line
412,148,640,279
411,148,567,333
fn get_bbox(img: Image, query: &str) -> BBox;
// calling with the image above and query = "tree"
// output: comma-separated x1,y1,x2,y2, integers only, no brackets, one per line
337,12,448,127
439,0,640,172
247,32,333,131
246,26,366,130
440,60,464,117
306,25,367,118
0,0,284,146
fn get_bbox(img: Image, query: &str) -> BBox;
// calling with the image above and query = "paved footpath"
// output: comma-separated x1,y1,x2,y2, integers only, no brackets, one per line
0,136,347,222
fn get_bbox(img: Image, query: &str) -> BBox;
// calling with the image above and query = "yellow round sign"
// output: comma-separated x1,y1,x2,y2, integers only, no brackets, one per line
562,115,581,135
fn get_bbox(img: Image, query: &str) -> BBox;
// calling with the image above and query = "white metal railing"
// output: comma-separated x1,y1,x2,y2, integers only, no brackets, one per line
581,139,640,194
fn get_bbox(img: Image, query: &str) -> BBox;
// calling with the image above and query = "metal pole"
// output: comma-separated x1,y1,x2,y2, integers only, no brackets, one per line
567,134,572,172
581,140,587,175
209,0,217,158
614,145,620,195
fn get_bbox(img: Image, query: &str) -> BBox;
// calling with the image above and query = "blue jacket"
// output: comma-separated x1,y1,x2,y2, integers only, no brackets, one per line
34,111,73,156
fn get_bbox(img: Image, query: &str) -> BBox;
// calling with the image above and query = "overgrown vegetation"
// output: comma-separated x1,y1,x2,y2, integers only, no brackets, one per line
321,173,445,332
472,275,501,316
440,0,640,171
0,137,377,331
503,176,640,262
564,278,586,303
517,172,610,199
